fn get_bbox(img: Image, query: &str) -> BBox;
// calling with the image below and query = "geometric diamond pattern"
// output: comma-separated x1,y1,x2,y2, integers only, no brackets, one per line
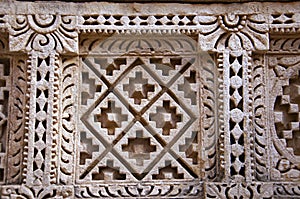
78,53,200,182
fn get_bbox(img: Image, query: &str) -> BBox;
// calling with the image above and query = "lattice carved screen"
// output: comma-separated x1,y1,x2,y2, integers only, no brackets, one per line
0,2,299,198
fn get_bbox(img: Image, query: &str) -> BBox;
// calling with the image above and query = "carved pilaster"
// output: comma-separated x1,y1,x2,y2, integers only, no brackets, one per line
7,15,78,54
4,14,78,196
198,13,270,183
22,51,59,193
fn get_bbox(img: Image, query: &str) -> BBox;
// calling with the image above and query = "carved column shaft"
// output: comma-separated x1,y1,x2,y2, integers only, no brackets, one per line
223,49,252,181
24,51,59,188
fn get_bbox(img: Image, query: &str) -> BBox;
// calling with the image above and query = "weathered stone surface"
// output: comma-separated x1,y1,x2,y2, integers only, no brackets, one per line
0,1,299,198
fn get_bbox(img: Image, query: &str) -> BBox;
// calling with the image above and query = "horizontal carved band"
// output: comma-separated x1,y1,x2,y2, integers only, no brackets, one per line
0,3,297,53
1,182,299,198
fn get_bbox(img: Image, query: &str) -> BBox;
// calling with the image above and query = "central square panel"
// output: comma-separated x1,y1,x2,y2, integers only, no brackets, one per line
76,33,213,183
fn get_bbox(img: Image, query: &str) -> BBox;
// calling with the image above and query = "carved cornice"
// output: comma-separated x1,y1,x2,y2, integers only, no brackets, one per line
0,2,296,53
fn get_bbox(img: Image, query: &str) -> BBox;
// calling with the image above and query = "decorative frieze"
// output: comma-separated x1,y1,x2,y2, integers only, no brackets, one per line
0,1,298,198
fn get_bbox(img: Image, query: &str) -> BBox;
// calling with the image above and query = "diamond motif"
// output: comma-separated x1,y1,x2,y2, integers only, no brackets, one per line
181,16,191,25
149,100,183,136
231,125,243,140
231,58,242,74
96,15,106,24
231,90,242,106
94,101,128,135
107,16,117,25
145,92,194,143
232,159,243,174
82,93,134,143
115,64,161,111
231,143,244,157
172,15,181,25
158,16,170,25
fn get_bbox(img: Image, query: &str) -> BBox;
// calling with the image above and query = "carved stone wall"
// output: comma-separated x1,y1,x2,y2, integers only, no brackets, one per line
0,1,299,198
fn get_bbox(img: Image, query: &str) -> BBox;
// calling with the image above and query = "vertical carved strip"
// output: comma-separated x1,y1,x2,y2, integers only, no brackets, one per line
244,52,253,181
22,55,31,184
24,51,59,194
223,49,251,181
58,57,78,185
52,53,59,185
202,53,222,181
251,54,269,181
223,50,231,180
7,56,27,184
217,53,225,179
0,58,10,184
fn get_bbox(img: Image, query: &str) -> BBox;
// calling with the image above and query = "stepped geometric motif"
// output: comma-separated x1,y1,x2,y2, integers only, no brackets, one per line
268,54,300,181
77,34,207,183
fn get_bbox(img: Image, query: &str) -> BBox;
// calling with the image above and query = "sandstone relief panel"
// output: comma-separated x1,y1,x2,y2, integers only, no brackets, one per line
0,1,299,198
77,34,202,181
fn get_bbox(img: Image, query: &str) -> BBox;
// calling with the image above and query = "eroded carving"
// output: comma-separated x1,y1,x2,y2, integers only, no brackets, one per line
0,58,10,184
75,181,202,198
23,52,59,194
7,57,28,184
0,2,298,198
205,182,273,199
77,34,208,184
8,15,78,53
199,14,269,51
251,54,269,181
269,54,300,181
58,57,78,185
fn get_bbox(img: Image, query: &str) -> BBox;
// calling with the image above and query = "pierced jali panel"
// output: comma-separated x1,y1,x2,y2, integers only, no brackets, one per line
76,34,213,183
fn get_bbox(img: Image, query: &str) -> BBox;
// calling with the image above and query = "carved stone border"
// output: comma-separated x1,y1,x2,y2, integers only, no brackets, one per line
0,2,298,198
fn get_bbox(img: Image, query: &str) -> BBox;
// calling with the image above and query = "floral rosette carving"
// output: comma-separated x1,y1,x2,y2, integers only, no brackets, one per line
8,14,78,53
198,14,269,51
